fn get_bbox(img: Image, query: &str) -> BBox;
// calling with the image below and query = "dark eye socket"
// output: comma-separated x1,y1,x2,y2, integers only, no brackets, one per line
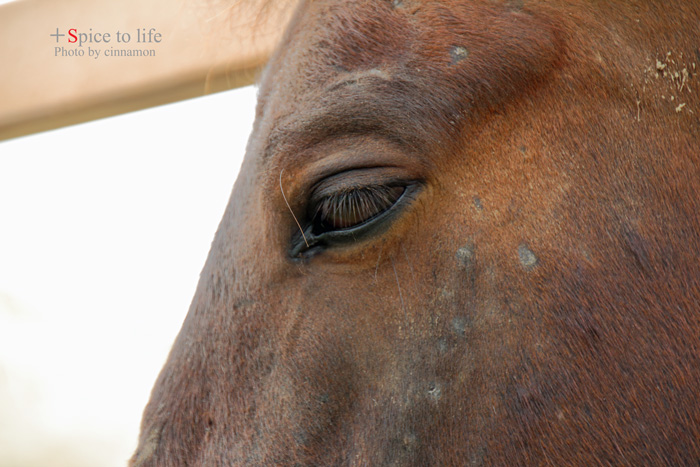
312,185,405,231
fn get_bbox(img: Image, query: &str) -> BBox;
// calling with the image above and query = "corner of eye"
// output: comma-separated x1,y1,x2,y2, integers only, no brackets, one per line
289,244,323,262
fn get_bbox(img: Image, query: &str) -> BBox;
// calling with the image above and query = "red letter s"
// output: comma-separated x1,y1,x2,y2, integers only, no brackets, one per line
68,29,77,43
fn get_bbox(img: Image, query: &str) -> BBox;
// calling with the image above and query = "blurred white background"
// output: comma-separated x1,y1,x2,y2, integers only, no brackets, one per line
0,85,257,466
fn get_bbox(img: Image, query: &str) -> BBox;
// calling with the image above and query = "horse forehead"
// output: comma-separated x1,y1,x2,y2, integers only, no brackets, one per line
257,0,560,165
280,0,550,69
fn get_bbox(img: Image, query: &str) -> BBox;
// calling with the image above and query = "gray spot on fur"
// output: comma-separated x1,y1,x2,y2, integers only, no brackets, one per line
428,382,442,401
470,446,488,466
403,432,418,449
518,244,538,269
131,427,161,467
450,46,469,64
456,242,475,269
474,196,484,211
437,337,449,354
452,316,468,337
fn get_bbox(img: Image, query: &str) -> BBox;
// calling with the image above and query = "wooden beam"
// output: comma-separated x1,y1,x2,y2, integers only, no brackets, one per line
0,0,296,141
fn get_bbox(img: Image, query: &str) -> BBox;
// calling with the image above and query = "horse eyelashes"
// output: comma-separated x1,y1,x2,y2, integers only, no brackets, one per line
313,185,405,231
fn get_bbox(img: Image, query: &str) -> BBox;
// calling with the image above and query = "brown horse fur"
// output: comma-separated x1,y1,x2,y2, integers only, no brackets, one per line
131,1,700,465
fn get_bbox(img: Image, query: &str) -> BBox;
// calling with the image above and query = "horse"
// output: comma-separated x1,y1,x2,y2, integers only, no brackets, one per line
131,0,700,464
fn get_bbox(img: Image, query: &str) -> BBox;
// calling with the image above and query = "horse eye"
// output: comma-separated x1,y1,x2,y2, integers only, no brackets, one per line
312,185,405,232
289,171,421,258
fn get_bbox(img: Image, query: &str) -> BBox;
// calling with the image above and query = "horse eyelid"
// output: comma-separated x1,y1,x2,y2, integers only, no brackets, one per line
311,185,405,231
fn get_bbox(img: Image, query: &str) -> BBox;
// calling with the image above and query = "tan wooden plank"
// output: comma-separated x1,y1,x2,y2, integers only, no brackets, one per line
0,0,295,141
